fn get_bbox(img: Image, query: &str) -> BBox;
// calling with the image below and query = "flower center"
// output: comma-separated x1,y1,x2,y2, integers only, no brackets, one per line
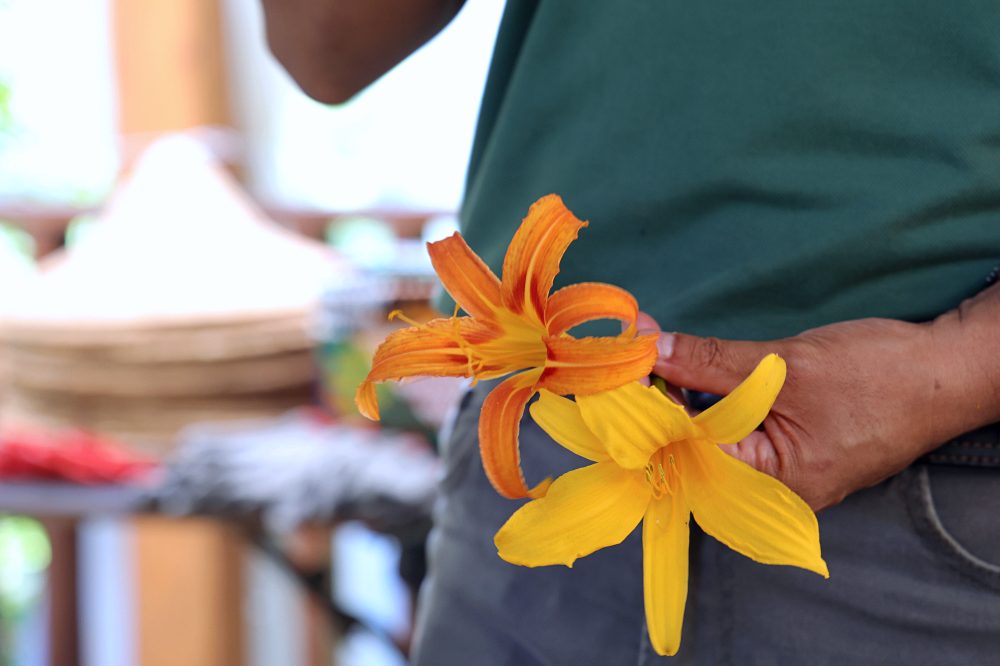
389,307,547,380
471,309,547,374
645,448,679,499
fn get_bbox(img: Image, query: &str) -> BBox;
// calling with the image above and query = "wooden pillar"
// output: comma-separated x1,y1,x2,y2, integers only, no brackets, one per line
112,0,233,161
40,518,79,666
132,517,245,666
111,4,245,662
285,526,338,666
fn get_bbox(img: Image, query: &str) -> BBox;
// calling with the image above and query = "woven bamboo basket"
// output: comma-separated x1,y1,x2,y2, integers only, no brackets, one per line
0,137,338,455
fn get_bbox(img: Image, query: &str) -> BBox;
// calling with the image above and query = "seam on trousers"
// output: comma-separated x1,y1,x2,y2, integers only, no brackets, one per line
942,440,1000,450
904,465,1000,591
636,622,653,665
719,538,735,666
925,453,1000,466
925,423,1000,466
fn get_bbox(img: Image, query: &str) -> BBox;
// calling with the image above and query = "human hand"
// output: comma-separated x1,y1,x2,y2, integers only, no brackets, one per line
641,303,997,511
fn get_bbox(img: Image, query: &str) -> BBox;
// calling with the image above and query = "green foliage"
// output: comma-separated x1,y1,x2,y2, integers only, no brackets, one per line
0,222,35,259
0,80,10,134
0,516,51,665
322,340,438,444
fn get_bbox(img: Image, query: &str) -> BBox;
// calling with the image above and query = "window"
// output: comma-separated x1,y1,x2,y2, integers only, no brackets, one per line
222,0,504,212
0,0,118,206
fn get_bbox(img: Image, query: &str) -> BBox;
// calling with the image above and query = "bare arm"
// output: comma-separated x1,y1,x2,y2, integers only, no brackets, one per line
260,0,466,104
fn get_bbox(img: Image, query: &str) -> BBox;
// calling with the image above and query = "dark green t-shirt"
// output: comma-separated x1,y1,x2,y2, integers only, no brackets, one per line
452,0,1000,340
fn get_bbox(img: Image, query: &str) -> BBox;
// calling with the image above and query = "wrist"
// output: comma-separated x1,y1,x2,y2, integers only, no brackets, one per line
927,283,1000,439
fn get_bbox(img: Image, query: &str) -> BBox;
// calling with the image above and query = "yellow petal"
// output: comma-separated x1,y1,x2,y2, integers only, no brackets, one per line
529,390,608,462
577,383,697,469
693,354,786,444
643,494,690,657
539,334,658,396
495,461,650,567
355,317,495,420
478,370,546,500
544,282,640,336
679,441,828,577
500,194,587,324
427,232,503,323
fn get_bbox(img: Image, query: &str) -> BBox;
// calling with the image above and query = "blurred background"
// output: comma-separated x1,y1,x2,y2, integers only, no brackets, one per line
0,1,504,664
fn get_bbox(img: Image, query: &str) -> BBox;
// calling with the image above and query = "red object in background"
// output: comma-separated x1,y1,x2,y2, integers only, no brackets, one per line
0,430,159,484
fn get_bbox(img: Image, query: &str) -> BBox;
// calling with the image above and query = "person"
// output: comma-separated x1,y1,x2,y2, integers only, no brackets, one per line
261,1,1000,663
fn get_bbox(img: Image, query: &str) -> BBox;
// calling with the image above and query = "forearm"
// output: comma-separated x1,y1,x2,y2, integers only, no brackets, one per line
927,279,1000,442
260,0,465,104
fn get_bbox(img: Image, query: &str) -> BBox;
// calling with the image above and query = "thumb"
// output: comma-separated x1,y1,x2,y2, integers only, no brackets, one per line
622,311,663,387
652,332,783,395
622,310,662,335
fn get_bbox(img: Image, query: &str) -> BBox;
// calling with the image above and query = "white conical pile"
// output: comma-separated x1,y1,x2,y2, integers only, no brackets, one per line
0,240,35,314
0,136,345,453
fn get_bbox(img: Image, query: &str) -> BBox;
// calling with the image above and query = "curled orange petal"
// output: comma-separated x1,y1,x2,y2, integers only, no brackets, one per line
545,282,640,336
427,232,503,322
539,334,658,396
355,317,496,420
478,370,545,499
500,195,587,324
355,380,380,421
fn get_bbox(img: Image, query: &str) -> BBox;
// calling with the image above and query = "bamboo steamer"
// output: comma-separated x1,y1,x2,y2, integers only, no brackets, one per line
2,387,313,454
0,137,341,454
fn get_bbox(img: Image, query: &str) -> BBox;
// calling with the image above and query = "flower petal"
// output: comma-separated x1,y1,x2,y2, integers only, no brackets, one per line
545,282,640,336
355,380,379,421
355,317,493,420
679,441,828,577
643,493,690,657
577,383,697,469
479,370,546,499
495,461,650,567
693,354,786,444
539,334,658,396
427,232,503,322
500,194,587,324
529,390,608,462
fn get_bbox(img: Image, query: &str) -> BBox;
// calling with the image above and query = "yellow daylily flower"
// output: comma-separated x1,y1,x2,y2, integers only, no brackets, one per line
494,354,828,656
355,195,658,499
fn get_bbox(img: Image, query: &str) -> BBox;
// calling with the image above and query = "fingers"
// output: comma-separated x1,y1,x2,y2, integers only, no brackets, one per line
624,315,786,407
722,430,824,509
624,311,661,386
635,311,661,334
622,310,662,335
722,431,780,478
652,332,783,395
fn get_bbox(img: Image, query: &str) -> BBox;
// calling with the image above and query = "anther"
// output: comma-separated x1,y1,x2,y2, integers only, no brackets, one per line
388,310,424,329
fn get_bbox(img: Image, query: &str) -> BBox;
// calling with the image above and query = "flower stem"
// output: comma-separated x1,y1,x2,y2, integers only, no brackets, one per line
651,375,671,397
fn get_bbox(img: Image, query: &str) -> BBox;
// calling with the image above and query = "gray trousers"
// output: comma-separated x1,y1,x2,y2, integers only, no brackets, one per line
411,383,1000,665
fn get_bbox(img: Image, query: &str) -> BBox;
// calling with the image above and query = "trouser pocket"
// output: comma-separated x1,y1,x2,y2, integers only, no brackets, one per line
906,463,1000,590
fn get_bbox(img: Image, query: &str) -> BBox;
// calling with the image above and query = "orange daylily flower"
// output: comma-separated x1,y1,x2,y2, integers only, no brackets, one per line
355,195,658,499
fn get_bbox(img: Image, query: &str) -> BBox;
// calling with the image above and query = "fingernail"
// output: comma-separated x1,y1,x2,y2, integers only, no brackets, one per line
657,333,675,359
637,327,659,336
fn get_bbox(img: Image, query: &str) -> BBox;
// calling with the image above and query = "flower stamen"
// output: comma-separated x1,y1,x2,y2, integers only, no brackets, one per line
645,451,679,498
389,309,482,378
